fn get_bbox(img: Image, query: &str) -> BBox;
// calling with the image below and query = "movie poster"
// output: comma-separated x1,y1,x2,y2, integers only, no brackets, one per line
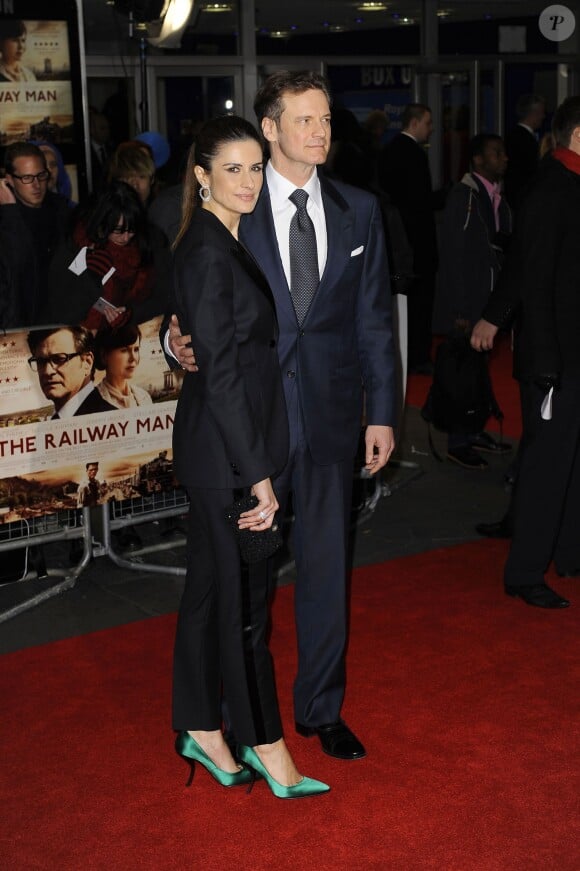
0,19,74,147
0,316,184,523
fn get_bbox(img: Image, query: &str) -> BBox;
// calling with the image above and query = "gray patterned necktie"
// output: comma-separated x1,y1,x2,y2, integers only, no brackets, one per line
289,189,319,325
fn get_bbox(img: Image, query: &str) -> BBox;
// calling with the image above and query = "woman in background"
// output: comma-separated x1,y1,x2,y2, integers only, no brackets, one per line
107,141,156,206
45,180,170,330
0,20,36,83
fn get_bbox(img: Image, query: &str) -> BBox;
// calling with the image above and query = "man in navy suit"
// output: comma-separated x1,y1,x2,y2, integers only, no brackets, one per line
169,71,396,760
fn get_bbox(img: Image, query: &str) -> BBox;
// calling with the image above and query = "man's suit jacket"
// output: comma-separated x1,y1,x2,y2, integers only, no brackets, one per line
240,171,395,465
51,387,116,418
378,133,438,274
90,144,112,192
504,125,539,209
484,154,580,381
170,208,289,490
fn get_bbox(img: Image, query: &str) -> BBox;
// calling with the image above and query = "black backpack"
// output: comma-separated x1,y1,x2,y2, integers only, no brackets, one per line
421,333,503,439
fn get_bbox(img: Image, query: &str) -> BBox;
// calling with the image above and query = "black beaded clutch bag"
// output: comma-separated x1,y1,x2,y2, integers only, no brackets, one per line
224,494,283,564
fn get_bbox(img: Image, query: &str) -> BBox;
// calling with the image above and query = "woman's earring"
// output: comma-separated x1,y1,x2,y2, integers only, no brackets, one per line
199,184,211,202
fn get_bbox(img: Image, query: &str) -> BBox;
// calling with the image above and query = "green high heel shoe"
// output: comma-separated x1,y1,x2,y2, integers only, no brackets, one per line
175,731,252,788
237,744,330,799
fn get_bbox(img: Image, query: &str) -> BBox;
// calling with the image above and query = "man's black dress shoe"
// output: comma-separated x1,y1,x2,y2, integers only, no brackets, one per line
470,432,511,454
295,720,366,760
475,519,512,539
504,583,570,609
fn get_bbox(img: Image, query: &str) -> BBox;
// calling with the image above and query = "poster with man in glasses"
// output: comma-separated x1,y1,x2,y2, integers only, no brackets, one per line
0,316,183,523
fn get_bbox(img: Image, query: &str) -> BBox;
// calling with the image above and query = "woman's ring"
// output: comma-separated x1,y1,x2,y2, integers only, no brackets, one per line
258,510,267,520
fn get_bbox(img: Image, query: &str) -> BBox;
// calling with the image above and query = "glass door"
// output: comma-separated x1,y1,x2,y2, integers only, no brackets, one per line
154,66,242,184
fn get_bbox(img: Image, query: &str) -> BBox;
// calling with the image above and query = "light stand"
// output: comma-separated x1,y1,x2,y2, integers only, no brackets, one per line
125,10,149,135
138,36,149,132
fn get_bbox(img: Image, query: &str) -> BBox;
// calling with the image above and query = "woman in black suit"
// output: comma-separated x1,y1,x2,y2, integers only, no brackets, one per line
170,116,328,799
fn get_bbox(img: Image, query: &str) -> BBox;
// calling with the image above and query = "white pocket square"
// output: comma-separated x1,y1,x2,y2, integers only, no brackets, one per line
350,245,364,257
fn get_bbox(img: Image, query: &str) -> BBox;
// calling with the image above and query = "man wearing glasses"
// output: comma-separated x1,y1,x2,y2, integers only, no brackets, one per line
27,326,116,418
0,142,69,329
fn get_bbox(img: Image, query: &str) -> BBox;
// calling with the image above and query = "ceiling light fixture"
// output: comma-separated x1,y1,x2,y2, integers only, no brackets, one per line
201,2,233,11
356,2,388,11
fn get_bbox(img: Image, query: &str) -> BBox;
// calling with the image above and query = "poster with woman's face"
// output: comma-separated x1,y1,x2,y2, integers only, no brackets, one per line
0,19,73,146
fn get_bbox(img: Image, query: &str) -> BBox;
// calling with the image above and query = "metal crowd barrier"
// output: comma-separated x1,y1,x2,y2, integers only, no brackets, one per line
0,489,189,624
0,457,424,623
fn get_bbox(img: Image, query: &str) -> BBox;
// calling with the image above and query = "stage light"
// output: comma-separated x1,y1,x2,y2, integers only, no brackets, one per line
147,0,196,47
114,0,196,48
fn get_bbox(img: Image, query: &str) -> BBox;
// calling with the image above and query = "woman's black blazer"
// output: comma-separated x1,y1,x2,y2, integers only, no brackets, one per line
171,207,289,490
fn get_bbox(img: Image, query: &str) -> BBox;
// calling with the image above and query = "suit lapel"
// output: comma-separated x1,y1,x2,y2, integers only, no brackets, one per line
232,242,276,311
241,173,353,326
241,184,297,324
318,174,352,294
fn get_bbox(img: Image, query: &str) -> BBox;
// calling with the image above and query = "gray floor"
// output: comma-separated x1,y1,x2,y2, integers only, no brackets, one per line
0,407,514,654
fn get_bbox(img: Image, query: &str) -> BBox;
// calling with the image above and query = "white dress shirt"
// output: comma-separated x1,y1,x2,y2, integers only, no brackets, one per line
265,162,327,286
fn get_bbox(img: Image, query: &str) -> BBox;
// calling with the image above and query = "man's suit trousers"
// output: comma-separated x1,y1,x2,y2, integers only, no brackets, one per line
504,375,580,585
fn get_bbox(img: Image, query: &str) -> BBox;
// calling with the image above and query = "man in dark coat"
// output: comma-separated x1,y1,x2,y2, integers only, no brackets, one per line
435,133,512,469
504,93,546,210
471,96,580,609
378,103,438,373
0,142,69,328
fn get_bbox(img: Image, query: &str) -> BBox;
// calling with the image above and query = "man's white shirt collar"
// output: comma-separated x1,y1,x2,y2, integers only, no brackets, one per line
265,162,322,211
264,161,327,286
56,380,95,418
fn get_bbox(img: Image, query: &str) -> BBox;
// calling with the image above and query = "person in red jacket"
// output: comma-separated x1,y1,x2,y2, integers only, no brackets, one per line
44,180,170,329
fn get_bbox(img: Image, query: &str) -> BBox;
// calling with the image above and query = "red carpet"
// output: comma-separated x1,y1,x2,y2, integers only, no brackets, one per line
406,334,522,439
1,541,578,870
